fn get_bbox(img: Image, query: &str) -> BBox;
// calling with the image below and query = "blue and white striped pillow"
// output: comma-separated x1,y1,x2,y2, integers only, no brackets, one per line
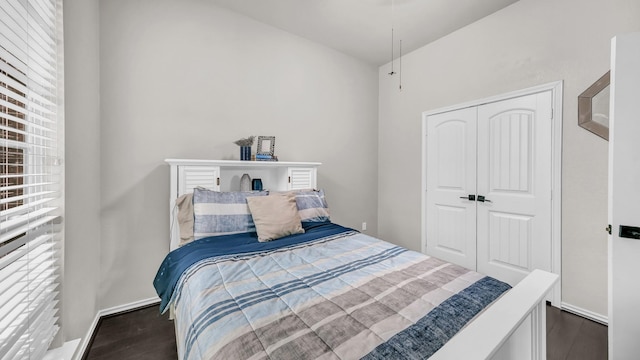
294,189,330,222
193,188,268,239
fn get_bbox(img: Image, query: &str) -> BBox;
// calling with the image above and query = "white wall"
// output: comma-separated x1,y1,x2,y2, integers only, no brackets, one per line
96,0,379,311
378,0,640,318
63,0,101,340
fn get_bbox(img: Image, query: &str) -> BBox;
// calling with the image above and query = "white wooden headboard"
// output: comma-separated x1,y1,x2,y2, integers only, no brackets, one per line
166,159,321,250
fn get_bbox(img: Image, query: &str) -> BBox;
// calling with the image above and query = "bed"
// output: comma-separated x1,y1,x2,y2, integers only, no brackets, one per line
155,159,558,360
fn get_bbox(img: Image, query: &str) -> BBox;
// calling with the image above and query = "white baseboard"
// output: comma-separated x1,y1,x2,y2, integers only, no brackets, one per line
561,302,608,325
98,296,161,317
73,296,160,360
45,338,80,360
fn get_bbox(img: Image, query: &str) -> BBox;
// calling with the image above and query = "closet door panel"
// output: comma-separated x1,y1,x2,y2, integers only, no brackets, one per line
477,92,553,286
425,107,477,270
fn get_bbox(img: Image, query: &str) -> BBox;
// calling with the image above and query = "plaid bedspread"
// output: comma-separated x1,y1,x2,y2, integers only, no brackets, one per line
162,226,510,360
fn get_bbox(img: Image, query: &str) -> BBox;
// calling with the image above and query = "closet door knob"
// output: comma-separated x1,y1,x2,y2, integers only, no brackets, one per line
459,195,476,201
477,195,492,203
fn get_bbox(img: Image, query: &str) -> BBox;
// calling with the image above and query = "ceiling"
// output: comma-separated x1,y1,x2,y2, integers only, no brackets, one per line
209,0,520,66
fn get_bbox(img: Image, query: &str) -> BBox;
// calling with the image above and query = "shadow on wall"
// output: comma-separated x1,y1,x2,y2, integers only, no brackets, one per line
97,164,170,307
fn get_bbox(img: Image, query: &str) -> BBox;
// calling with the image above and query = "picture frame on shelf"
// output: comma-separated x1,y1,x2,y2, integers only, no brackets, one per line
257,136,275,156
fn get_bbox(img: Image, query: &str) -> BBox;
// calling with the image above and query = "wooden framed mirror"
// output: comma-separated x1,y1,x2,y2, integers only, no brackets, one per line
578,71,610,140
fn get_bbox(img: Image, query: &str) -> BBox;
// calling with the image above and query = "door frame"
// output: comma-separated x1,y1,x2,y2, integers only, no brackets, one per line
421,81,563,307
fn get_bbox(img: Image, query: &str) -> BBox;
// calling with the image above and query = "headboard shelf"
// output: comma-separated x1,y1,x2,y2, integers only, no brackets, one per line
165,159,321,168
166,158,321,250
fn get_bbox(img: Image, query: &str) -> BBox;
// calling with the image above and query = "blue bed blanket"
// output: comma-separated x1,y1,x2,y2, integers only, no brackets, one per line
153,222,511,360
154,222,353,312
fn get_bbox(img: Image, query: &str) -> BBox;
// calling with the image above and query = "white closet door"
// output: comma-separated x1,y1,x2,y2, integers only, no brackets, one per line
476,92,553,286
426,107,478,270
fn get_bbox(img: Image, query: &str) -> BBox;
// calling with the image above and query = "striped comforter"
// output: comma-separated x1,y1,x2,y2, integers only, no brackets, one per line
154,223,510,360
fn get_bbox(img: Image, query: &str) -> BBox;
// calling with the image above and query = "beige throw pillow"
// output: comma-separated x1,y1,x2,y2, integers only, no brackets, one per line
247,193,305,242
176,193,194,246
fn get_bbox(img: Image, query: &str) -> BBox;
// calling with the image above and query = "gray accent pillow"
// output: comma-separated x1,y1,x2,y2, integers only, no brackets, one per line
193,188,268,239
294,189,330,222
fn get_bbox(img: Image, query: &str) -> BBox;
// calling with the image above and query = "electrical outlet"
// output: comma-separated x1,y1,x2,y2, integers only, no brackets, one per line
362,222,367,231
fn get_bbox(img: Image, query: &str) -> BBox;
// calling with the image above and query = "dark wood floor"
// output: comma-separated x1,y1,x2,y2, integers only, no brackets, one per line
84,303,607,359
546,305,608,360
83,305,176,360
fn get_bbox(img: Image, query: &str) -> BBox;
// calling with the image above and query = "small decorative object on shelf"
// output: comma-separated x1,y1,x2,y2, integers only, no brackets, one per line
257,136,275,155
256,136,277,161
252,178,263,191
255,154,279,162
240,146,251,161
240,173,252,191
234,136,255,161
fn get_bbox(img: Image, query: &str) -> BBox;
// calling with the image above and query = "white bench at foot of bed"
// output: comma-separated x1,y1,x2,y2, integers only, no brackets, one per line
431,269,559,360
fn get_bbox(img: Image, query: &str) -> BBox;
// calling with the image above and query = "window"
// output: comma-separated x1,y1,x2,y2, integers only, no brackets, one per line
1,59,27,246
0,0,64,358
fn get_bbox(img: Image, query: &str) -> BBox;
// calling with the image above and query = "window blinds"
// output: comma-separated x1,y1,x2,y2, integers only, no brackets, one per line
0,0,63,358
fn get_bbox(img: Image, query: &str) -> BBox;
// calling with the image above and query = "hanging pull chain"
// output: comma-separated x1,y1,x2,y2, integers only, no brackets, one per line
399,39,402,90
389,28,395,75
388,0,395,76
388,0,403,91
